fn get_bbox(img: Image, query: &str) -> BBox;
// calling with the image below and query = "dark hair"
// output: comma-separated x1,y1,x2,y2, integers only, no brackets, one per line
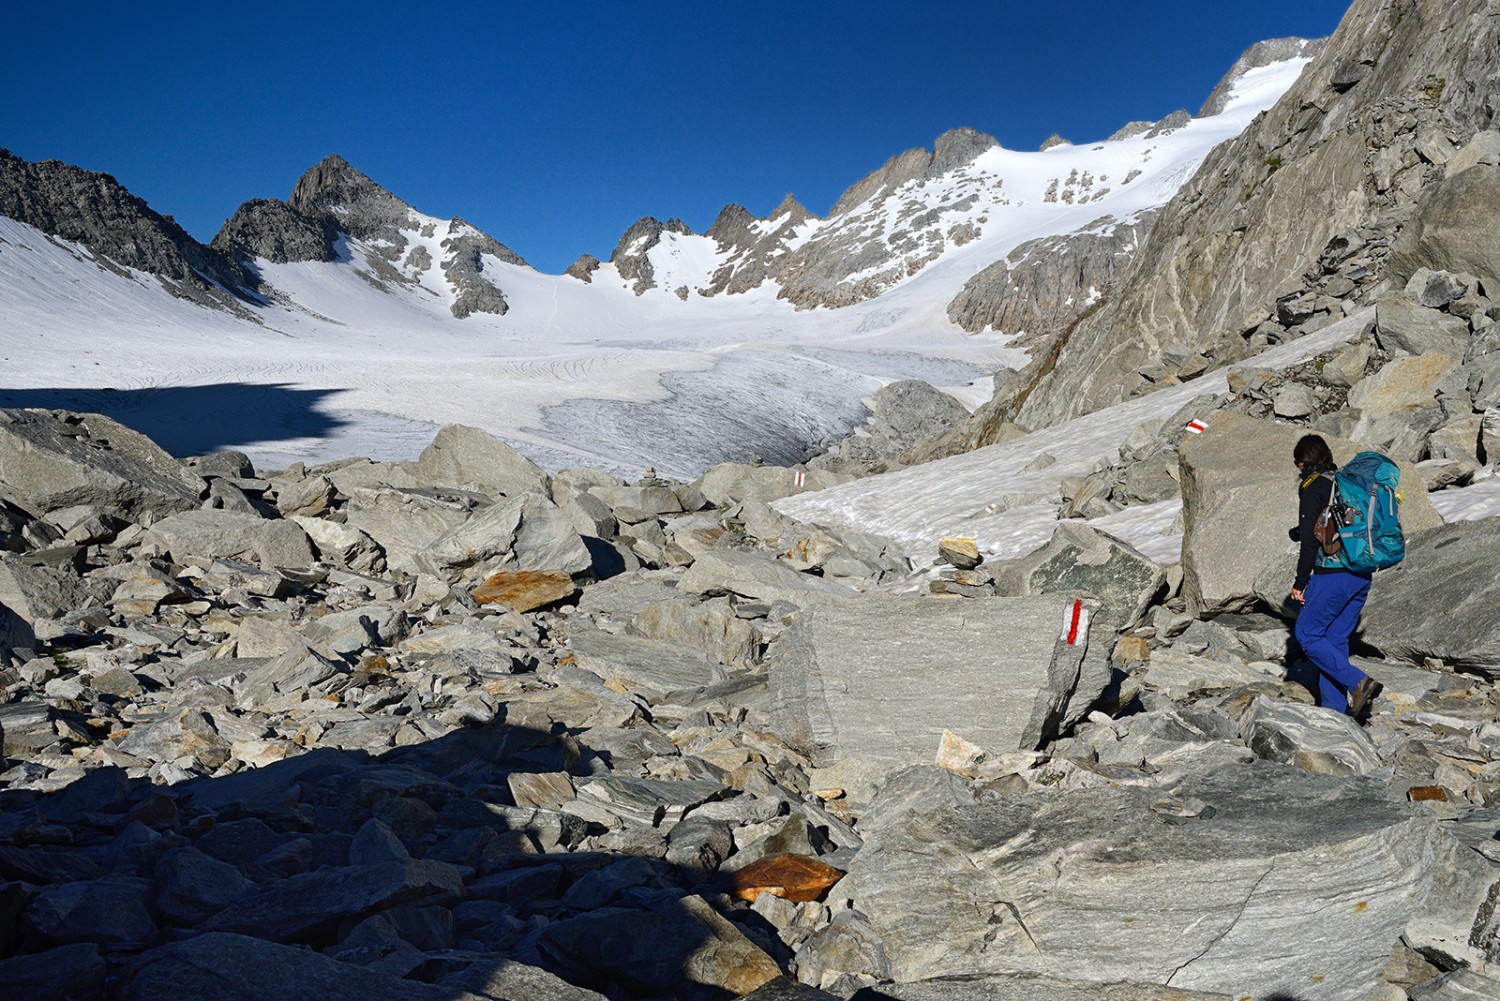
1293,434,1335,469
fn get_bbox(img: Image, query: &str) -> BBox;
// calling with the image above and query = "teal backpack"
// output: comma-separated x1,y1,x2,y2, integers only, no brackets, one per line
1318,451,1406,573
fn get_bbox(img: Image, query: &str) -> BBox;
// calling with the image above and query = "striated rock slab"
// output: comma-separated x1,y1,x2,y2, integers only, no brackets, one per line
838,761,1435,1000
765,593,1110,775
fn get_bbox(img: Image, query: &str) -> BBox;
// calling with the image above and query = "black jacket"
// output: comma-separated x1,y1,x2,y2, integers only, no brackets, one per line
1292,467,1334,591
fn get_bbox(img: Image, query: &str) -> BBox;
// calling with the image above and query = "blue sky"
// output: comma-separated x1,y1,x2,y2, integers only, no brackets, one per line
3,1,1351,274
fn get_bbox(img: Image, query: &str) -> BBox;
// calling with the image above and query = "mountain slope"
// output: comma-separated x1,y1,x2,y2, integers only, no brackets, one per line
1013,0,1500,430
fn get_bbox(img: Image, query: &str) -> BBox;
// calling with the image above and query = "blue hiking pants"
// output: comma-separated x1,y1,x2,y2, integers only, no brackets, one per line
1295,570,1372,714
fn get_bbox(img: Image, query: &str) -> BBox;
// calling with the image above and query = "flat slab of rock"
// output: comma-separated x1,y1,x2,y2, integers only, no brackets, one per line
837,761,1435,1001
766,593,1110,776
569,624,726,702
471,569,575,611
677,548,859,605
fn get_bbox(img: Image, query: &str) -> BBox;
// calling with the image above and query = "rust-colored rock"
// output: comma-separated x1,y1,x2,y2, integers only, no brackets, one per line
1408,785,1450,802
470,570,575,612
729,853,844,904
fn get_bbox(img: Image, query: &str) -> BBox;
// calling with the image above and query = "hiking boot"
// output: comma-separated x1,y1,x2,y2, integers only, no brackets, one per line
1348,676,1384,722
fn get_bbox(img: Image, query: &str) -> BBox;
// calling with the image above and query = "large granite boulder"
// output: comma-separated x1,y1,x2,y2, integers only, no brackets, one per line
1388,164,1500,292
0,408,202,521
143,510,317,570
1358,518,1500,676
416,491,591,579
1178,413,1441,616
992,522,1166,628
837,761,1437,1000
764,594,1111,784
400,424,550,498
694,463,855,507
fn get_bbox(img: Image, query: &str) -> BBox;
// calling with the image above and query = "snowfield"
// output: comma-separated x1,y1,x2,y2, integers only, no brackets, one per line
2,56,1315,482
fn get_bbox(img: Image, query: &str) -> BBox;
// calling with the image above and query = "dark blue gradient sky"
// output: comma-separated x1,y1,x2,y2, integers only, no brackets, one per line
1,0,1351,273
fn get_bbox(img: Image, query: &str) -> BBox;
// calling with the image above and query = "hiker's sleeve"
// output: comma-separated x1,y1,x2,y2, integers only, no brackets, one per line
1293,477,1328,591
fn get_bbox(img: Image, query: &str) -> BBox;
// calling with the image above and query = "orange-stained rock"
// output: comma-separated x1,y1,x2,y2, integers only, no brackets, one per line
470,570,575,612
729,853,844,903
1408,785,1450,802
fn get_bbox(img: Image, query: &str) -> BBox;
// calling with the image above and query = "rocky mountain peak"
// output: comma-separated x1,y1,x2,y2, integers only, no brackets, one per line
610,217,696,295
704,204,759,249
1198,36,1327,117
929,126,1000,174
288,154,413,243
770,192,812,224
210,197,336,265
831,127,998,217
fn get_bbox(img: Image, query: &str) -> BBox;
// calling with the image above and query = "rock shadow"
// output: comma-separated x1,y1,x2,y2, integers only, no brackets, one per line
0,384,350,458
0,710,788,1000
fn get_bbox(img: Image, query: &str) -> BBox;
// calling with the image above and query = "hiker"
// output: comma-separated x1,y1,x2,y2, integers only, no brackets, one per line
1288,434,1381,720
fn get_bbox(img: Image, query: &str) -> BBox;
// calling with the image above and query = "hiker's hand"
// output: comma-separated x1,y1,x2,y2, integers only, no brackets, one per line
1289,588,1305,604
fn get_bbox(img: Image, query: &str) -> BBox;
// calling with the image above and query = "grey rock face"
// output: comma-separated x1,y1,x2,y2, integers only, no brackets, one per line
838,761,1433,999
1016,1,1500,429
765,593,1110,774
812,380,970,475
0,148,253,311
1358,518,1500,675
1177,413,1440,616
0,408,203,522
992,522,1165,628
143,509,316,570
610,216,694,295
947,213,1156,344
210,197,336,264
1377,292,1474,357
1388,164,1500,292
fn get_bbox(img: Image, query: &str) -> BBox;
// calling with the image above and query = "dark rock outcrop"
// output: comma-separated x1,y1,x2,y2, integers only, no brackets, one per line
211,198,336,264
609,216,694,295
0,149,254,312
